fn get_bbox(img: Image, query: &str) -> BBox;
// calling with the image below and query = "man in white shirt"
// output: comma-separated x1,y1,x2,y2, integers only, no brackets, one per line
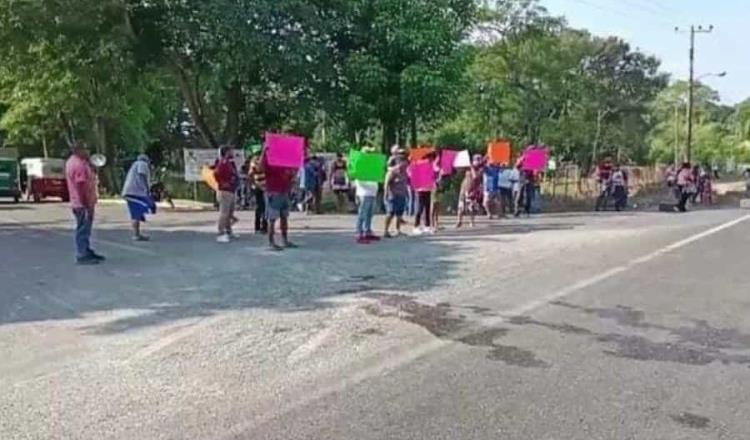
497,165,513,217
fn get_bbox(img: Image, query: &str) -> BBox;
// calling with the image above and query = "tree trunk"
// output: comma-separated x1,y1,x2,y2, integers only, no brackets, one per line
591,108,605,166
382,121,397,154
42,134,48,159
410,115,418,148
222,80,243,147
170,59,219,149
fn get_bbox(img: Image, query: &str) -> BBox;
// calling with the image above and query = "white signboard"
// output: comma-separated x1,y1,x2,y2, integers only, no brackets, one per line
183,148,246,182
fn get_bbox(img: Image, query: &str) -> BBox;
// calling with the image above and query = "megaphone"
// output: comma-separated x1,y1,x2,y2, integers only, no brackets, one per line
90,154,107,168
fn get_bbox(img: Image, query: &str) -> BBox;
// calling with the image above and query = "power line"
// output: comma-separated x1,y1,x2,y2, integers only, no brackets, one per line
618,0,673,17
565,0,676,30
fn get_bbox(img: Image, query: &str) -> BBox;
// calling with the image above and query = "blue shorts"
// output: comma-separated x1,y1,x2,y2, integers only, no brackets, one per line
387,195,407,217
125,195,155,222
266,192,290,221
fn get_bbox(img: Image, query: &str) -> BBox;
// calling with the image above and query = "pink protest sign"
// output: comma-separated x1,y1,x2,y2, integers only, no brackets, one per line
440,150,458,175
409,161,436,191
266,132,305,168
522,148,549,171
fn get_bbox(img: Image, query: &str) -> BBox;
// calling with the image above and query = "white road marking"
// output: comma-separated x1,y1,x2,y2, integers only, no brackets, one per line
216,213,750,439
3,217,157,256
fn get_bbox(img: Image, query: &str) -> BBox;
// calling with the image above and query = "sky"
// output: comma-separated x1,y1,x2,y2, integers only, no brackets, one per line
540,0,748,104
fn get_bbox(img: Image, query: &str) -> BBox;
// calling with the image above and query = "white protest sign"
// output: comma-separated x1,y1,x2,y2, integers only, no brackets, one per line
454,150,471,168
183,148,246,182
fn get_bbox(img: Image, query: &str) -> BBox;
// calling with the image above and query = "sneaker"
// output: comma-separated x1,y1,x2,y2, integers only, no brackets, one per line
365,234,381,241
424,227,435,235
356,236,371,244
76,255,100,265
132,235,150,242
411,228,424,236
87,251,106,261
216,234,231,243
230,233,241,239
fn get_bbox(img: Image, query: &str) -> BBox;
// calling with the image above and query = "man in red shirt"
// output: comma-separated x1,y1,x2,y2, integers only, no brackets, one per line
258,147,297,251
213,146,239,243
65,142,104,265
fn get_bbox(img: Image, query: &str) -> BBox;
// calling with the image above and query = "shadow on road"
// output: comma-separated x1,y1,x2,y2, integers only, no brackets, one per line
0,220,581,335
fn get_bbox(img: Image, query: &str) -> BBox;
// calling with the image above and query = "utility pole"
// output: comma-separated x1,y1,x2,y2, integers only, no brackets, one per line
677,24,713,164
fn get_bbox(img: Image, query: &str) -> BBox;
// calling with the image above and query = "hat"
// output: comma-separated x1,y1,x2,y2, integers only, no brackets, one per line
390,144,405,155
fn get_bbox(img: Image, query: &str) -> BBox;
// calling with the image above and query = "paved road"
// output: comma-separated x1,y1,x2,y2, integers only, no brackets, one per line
1,203,749,439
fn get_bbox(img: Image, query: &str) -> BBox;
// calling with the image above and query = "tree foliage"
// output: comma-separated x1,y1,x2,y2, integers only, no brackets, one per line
0,0,747,193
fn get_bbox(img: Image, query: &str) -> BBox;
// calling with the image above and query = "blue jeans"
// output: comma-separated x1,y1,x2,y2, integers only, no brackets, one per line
356,196,375,235
73,208,93,259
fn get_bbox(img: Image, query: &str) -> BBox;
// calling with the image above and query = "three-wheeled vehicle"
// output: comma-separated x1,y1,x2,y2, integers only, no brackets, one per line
0,150,21,203
21,158,69,202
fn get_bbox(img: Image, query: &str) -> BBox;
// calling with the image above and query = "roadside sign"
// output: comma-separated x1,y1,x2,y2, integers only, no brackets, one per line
183,148,245,182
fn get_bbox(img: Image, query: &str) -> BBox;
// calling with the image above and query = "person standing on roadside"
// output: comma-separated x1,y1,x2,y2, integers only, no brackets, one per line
509,163,523,217
456,155,484,228
330,152,349,213
122,154,155,241
214,146,239,243
594,158,613,212
300,155,319,214
610,164,628,212
483,161,500,219
384,156,409,238
65,142,104,265
497,164,513,218
259,147,298,251
354,148,381,244
388,145,411,220
675,162,694,213
249,153,268,234
411,151,439,235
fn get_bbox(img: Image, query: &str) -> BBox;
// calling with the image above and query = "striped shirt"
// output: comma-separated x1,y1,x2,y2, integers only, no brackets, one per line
250,160,266,190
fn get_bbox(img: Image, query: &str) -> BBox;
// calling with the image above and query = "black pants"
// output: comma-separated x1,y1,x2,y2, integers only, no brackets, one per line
414,191,432,228
516,183,533,216
677,186,690,212
595,187,610,211
254,188,268,232
613,186,627,211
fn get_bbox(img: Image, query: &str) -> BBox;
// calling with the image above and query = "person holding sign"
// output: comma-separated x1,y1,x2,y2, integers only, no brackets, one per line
260,140,300,251
350,147,384,244
409,152,439,236
354,177,379,244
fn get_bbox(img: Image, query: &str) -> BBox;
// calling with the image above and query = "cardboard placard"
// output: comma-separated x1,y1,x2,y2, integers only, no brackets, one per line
266,132,305,168
522,148,549,171
454,150,471,168
408,161,436,191
487,141,511,165
440,150,458,175
409,147,435,163
348,150,387,183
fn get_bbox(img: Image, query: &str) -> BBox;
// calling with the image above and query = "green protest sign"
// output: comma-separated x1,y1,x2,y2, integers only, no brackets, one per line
348,149,386,182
